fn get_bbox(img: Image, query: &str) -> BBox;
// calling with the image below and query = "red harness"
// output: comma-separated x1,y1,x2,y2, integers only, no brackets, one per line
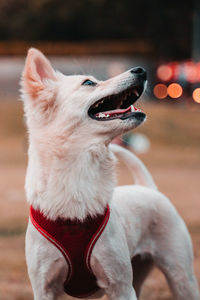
30,205,110,298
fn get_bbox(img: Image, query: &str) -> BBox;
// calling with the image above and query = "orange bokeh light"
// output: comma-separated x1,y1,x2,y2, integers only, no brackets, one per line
157,65,173,81
167,83,182,98
192,88,200,103
153,84,168,99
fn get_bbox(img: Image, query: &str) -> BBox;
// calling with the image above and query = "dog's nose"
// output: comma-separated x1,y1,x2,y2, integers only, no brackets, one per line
130,67,147,80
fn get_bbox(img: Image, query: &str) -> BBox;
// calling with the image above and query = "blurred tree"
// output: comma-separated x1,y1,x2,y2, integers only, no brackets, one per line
0,0,193,59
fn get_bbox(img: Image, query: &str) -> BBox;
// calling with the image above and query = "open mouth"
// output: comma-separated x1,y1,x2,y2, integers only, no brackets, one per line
88,85,145,121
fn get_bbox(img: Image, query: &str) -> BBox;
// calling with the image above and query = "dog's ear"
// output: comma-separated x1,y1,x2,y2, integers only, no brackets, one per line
21,48,57,101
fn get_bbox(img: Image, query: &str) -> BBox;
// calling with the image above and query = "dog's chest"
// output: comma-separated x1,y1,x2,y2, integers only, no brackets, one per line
30,205,110,298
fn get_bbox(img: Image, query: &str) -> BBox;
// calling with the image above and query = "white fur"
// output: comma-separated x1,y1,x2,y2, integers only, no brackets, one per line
22,48,199,300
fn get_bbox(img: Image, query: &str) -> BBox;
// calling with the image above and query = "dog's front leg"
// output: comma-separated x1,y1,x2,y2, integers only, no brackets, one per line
101,259,138,300
94,261,138,300
91,219,138,300
26,222,68,300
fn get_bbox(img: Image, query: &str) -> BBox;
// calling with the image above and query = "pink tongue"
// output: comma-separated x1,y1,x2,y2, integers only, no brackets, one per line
104,106,131,116
95,106,131,117
95,106,141,117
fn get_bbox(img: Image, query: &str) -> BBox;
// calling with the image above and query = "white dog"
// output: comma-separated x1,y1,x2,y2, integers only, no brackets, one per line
21,48,199,300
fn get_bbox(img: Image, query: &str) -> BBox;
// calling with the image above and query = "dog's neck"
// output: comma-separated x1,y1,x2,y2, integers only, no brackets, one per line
25,139,116,221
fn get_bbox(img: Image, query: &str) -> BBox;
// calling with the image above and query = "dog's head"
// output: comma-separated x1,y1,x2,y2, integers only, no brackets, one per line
21,48,147,150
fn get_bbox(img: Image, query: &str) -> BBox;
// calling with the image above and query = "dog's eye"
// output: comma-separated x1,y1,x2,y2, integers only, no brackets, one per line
82,79,96,86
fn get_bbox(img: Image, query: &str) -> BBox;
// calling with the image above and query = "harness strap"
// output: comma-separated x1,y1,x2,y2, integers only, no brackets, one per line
30,205,110,298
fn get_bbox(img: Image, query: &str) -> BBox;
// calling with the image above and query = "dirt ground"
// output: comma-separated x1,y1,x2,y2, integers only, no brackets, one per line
0,101,199,300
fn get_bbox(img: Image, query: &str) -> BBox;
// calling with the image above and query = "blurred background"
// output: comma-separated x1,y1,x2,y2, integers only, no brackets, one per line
0,0,199,299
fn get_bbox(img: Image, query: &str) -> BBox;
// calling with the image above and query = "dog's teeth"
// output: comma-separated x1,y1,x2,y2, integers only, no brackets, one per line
120,99,124,107
96,100,104,108
97,112,106,118
95,112,110,119
134,89,139,97
131,105,141,112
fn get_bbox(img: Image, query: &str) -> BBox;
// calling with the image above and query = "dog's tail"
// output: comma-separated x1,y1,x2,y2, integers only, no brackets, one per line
110,144,157,190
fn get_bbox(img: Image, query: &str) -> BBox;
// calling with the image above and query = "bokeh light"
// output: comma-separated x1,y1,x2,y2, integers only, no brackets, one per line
157,65,173,81
153,83,168,99
192,88,200,103
183,61,197,83
196,62,200,82
167,83,183,98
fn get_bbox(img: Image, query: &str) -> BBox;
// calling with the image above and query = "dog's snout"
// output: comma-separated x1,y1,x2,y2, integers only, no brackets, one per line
130,67,147,80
